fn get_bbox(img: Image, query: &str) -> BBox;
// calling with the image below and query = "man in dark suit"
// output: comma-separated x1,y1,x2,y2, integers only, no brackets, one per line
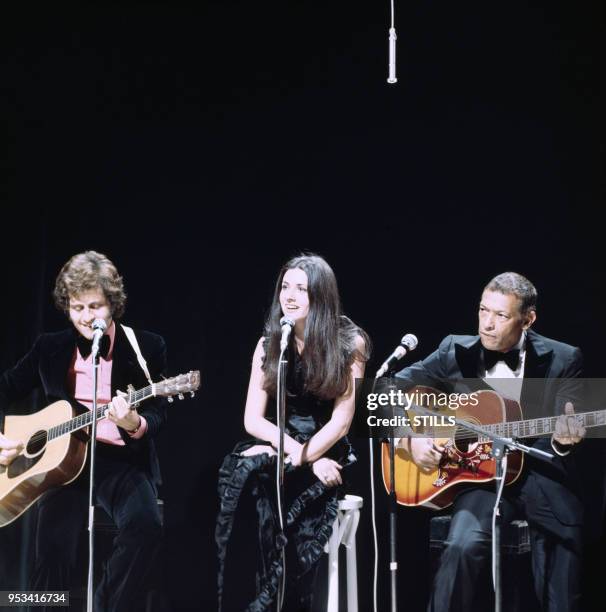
395,272,586,612
0,251,167,611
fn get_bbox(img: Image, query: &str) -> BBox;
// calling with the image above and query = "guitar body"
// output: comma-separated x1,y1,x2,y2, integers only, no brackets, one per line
0,401,88,527
382,388,524,509
0,370,200,528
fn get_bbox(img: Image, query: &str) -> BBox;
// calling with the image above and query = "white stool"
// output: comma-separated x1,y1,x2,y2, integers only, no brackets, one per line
324,494,363,612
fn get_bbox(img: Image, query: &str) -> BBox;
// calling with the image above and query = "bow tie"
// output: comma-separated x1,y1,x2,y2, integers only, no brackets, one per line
483,347,520,371
77,333,111,360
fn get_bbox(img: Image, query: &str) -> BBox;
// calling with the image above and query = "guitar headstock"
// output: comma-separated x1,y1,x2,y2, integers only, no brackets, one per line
155,371,201,401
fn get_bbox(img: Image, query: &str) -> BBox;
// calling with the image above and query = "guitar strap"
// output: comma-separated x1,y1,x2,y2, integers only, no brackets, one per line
120,324,153,386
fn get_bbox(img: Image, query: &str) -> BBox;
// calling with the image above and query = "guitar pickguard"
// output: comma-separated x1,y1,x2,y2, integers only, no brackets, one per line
433,442,495,488
7,452,44,479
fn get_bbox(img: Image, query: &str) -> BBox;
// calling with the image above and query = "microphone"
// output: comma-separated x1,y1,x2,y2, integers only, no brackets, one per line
279,316,295,351
387,27,397,84
91,318,107,358
375,333,418,378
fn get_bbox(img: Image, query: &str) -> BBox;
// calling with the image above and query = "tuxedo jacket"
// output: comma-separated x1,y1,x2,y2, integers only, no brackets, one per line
395,328,584,525
0,323,167,485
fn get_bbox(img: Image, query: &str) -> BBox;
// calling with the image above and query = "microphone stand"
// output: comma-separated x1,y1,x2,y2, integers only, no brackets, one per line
371,334,417,612
276,348,288,611
86,344,101,612
387,373,398,612
370,372,400,612
409,404,553,612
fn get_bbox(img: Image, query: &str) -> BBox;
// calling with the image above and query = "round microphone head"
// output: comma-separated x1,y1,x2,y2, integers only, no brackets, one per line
401,334,418,351
92,318,107,332
279,316,295,328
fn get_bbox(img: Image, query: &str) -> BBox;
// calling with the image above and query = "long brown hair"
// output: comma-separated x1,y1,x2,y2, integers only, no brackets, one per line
262,254,370,399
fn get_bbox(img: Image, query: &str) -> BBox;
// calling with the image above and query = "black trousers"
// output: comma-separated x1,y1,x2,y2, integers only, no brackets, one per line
429,472,582,612
29,443,162,612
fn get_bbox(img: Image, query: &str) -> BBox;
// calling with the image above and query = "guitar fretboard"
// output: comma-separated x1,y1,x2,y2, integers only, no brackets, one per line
474,410,606,442
46,385,155,441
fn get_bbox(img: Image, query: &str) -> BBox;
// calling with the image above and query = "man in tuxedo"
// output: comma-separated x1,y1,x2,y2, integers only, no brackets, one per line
0,251,167,611
395,272,586,612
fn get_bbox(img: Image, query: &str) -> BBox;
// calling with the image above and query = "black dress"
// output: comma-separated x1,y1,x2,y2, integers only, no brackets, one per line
216,350,356,611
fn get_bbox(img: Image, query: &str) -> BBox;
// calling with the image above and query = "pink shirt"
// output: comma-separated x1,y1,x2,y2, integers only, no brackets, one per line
66,321,147,445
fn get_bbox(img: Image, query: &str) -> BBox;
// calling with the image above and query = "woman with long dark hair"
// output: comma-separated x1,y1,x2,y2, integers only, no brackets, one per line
216,253,369,611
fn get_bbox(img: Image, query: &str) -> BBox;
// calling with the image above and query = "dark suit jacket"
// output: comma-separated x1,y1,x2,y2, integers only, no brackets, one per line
0,323,168,484
395,328,584,525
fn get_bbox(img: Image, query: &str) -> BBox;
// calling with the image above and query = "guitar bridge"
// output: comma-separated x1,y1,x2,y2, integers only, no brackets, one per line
459,457,479,473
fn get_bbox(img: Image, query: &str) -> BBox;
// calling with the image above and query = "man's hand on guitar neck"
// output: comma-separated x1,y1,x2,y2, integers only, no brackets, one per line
0,432,24,467
104,391,143,434
552,402,586,454
403,437,445,472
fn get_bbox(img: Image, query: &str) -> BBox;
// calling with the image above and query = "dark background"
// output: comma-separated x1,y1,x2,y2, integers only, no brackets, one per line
2,1,605,610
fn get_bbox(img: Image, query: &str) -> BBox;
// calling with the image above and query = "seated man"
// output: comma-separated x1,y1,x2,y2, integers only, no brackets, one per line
395,272,585,612
0,250,167,612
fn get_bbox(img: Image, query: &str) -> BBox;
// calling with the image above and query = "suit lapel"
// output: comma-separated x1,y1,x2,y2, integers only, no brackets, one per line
47,329,78,399
454,336,483,378
520,329,553,415
453,337,496,394
523,330,553,378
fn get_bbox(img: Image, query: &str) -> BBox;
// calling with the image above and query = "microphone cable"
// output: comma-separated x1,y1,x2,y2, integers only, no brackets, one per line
369,435,379,612
491,453,508,588
368,375,380,612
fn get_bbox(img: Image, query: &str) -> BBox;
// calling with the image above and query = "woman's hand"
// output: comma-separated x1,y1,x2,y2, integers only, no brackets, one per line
240,445,277,458
311,457,342,487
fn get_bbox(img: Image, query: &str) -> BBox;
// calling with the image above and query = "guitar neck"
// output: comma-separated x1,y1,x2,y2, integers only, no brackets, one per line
46,384,156,442
480,410,606,440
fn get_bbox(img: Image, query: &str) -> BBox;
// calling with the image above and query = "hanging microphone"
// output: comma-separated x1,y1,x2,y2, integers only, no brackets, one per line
375,333,418,378
387,27,397,84
279,316,295,351
91,318,107,357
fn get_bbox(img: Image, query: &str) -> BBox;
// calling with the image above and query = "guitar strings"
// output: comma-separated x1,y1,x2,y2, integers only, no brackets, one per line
409,412,597,445
20,380,201,447
23,404,602,449
24,373,197,443
21,381,183,446
26,415,587,448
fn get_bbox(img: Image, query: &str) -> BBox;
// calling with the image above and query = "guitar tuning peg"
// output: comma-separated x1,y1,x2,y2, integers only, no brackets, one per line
178,393,184,400
167,396,174,403
189,391,195,398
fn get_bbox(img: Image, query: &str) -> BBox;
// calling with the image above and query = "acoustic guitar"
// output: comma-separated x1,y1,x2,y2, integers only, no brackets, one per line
381,386,605,509
0,370,200,527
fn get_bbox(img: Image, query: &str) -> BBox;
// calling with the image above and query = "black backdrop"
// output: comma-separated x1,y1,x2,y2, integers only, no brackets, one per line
2,2,605,610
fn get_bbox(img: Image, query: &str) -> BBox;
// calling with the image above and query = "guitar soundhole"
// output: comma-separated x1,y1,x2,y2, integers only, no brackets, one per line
26,430,48,456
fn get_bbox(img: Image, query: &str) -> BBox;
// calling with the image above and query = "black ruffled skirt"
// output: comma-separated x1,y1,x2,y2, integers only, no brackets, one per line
216,437,354,611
